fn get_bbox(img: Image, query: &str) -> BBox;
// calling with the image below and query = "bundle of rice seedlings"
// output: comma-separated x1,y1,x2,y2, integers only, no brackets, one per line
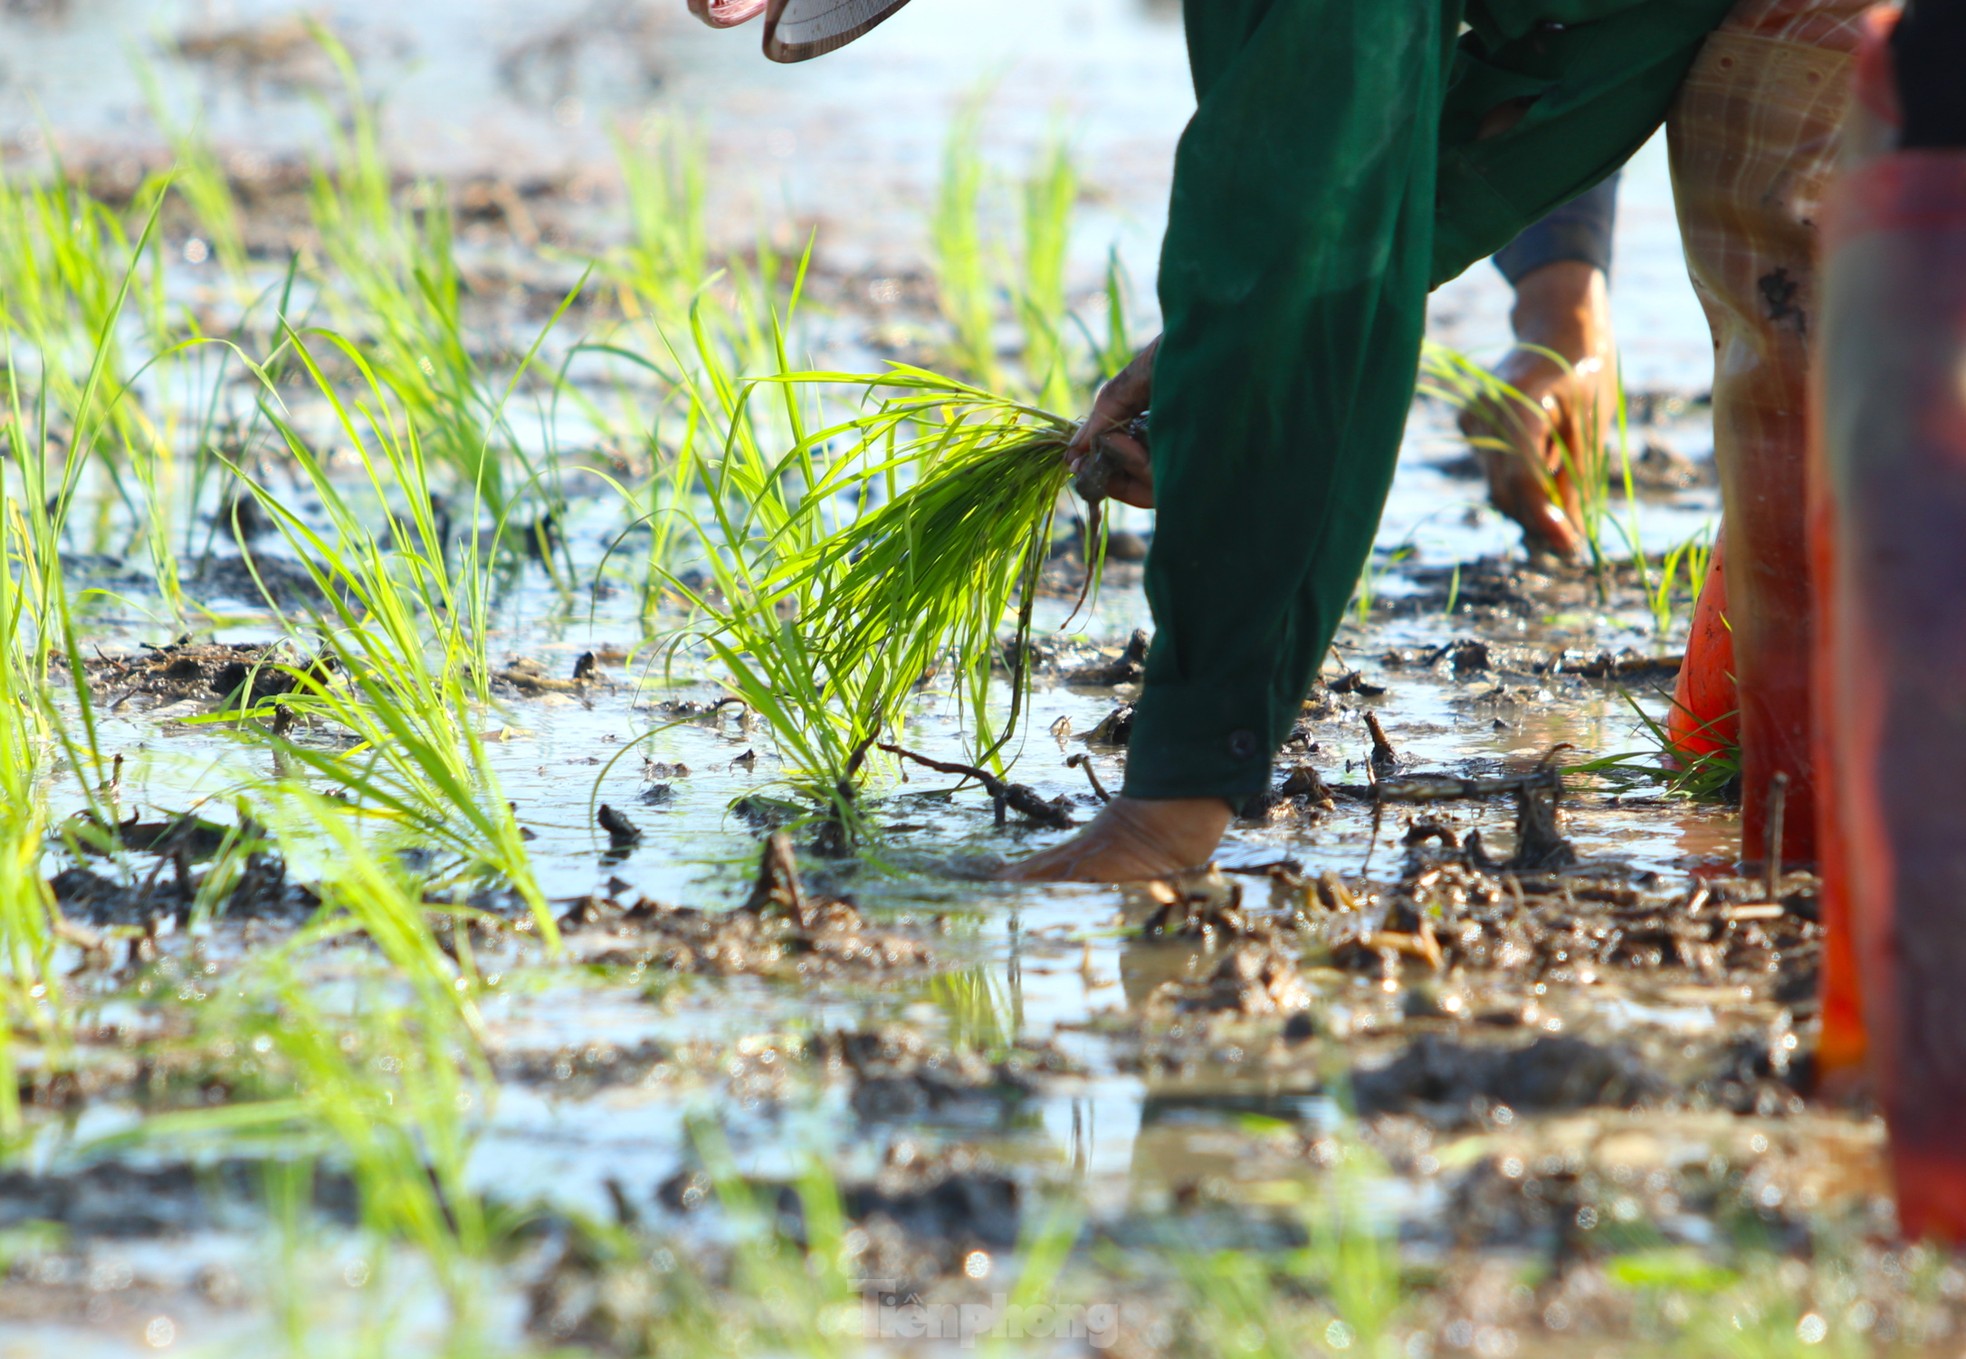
769,365,1096,766
641,248,1116,842
655,353,1105,844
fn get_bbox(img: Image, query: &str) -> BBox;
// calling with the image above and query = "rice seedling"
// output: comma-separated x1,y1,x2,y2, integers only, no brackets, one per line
138,66,251,283
927,111,1120,415
300,29,562,531
79,787,512,1342
0,163,167,394
931,96,1003,391
762,368,1081,761
921,963,1021,1058
202,325,556,928
0,741,59,1149
1078,248,1140,395
1018,134,1079,414
1352,543,1414,626
608,116,711,319
1170,1119,1411,1359
658,320,1090,840
1649,523,1715,639
1573,688,1741,802
0,189,184,1132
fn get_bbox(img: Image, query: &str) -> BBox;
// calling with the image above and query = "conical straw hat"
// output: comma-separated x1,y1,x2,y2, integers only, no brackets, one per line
763,0,915,62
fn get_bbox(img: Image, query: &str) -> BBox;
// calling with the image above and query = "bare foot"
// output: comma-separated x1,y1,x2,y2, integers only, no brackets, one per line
997,796,1234,883
1457,261,1617,561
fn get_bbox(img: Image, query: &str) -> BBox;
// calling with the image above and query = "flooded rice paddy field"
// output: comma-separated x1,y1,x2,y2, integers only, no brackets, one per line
0,3,1949,1357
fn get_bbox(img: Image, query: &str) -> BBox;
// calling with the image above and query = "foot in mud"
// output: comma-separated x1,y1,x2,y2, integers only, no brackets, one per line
998,795,1233,883
1457,260,1617,561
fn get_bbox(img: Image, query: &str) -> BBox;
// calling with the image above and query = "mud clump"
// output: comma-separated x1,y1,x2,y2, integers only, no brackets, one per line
1302,847,1820,991
813,1027,1079,1123
83,639,322,710
1062,628,1150,686
495,653,608,697
495,1039,671,1098
0,1159,356,1240
561,835,935,980
50,835,316,928
1083,702,1135,746
659,1141,1024,1257
1150,944,1314,1017
1129,868,1301,944
1243,764,1338,825
565,895,932,979
1353,1034,1665,1125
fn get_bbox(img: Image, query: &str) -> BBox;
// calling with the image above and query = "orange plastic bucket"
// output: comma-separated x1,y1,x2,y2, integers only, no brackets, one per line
1667,531,1739,764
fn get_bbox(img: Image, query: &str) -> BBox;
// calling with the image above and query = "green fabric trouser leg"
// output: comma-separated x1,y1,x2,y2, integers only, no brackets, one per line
1122,0,1737,803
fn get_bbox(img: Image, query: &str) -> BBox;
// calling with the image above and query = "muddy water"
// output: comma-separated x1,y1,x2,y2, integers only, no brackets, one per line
0,4,1908,1358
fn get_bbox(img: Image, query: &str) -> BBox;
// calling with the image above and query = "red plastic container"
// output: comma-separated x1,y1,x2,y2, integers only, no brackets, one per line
1810,1,1901,1096
1814,136,1966,1241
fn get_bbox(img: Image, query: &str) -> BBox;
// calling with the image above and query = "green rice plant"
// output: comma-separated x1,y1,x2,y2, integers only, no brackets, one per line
0,191,174,800
1074,247,1140,395
608,117,711,319
0,759,58,1149
0,164,167,395
206,326,554,928
137,67,250,283
1352,544,1413,626
317,187,526,517
642,279,867,834
931,97,1003,391
0,165,172,593
301,28,561,530
658,323,1087,838
1018,135,1078,414
1648,523,1716,639
304,25,395,248
93,861,499,1337
932,115,1115,413
920,964,1020,1059
89,793,507,1340
1172,1120,1410,1359
1573,688,1741,802
0,192,178,1122
1602,370,1655,602
761,368,1079,763
566,335,702,615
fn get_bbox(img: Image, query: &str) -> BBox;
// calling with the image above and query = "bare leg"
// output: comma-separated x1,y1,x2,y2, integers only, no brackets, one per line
1666,0,1870,863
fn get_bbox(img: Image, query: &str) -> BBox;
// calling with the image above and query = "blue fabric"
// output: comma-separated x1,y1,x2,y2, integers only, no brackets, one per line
1492,171,1621,284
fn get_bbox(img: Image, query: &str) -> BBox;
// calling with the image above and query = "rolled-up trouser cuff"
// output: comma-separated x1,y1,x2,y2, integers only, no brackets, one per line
1119,678,1275,807
1492,172,1621,285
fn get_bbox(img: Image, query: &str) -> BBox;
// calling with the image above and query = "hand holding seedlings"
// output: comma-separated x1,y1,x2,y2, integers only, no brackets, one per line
1066,337,1158,509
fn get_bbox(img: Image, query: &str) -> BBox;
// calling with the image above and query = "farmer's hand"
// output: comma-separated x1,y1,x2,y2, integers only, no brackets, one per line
1067,337,1158,510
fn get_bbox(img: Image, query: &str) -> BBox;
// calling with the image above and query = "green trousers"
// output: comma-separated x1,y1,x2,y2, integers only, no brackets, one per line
1124,0,1738,802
